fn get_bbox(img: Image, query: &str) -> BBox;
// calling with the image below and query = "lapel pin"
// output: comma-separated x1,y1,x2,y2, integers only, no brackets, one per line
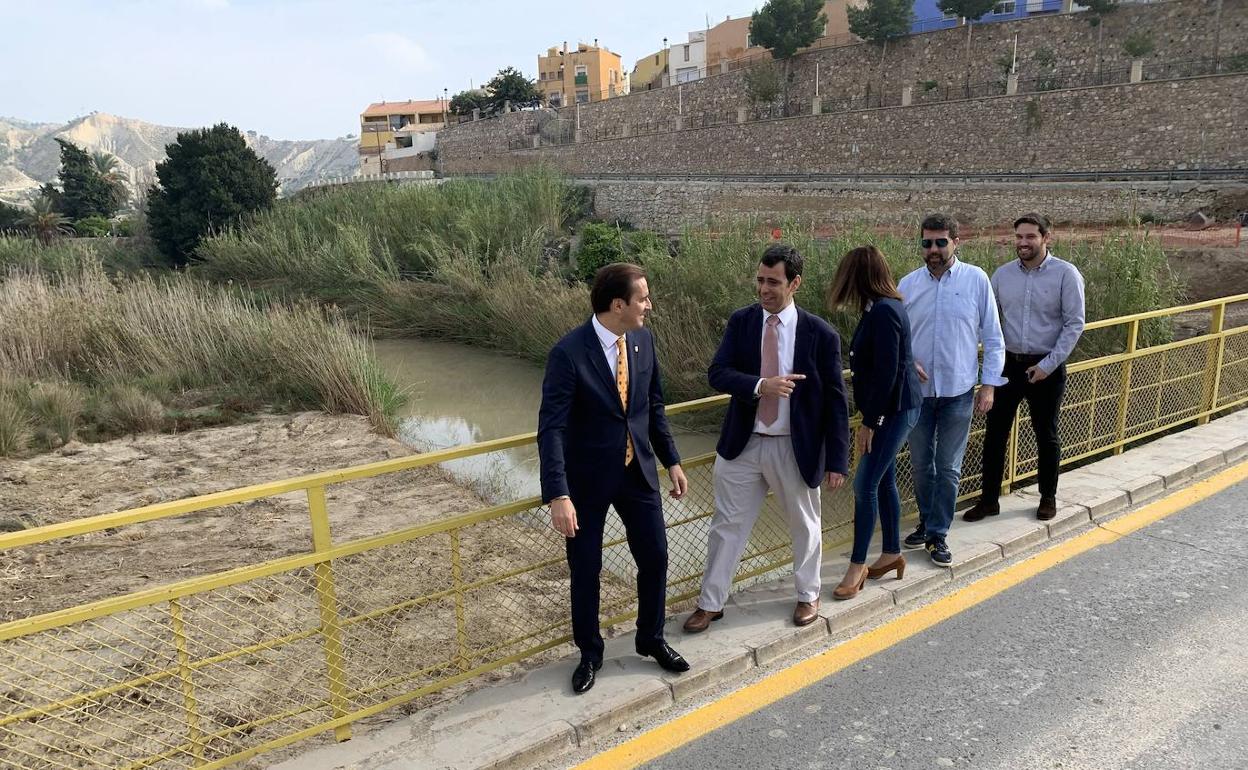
634,345,639,353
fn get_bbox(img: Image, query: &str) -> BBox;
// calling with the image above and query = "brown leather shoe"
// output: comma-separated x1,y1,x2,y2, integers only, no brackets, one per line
793,600,820,626
682,607,724,633
1037,496,1058,521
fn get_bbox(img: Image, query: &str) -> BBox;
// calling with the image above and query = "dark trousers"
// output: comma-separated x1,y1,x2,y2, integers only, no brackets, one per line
981,355,1068,501
566,460,667,665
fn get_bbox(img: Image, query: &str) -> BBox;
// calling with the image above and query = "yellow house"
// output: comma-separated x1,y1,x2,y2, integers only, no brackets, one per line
537,41,627,108
631,47,669,92
358,99,447,173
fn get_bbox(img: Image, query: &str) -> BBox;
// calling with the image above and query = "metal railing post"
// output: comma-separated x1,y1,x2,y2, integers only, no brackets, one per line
1003,409,1020,497
450,530,471,671
1113,319,1140,454
1199,302,1227,424
169,598,206,765
308,486,352,741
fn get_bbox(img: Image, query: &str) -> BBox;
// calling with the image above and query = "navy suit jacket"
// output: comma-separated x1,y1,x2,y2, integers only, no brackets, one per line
708,304,850,488
849,297,923,430
538,319,681,506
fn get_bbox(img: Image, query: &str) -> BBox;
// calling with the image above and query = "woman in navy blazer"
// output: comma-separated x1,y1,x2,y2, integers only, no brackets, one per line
826,246,923,600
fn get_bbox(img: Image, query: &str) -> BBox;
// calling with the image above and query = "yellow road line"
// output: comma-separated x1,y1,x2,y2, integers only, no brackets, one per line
577,460,1248,770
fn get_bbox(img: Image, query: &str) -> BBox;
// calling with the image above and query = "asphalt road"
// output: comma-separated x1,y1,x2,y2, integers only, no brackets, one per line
643,481,1248,770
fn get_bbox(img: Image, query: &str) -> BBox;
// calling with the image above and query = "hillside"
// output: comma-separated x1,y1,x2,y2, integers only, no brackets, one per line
0,112,358,203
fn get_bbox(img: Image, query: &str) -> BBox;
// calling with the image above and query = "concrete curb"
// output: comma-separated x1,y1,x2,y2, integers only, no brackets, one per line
277,410,1248,770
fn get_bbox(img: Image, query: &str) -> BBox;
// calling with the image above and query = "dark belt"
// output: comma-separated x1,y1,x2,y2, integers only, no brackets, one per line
1006,351,1046,365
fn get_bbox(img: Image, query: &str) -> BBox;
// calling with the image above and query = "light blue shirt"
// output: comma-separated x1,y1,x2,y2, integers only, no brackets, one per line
991,252,1086,375
898,259,1007,399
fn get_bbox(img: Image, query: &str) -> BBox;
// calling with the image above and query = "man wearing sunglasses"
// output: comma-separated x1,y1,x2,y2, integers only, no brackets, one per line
897,214,1006,566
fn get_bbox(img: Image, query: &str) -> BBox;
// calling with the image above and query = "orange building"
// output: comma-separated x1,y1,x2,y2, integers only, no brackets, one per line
537,41,628,108
705,0,862,71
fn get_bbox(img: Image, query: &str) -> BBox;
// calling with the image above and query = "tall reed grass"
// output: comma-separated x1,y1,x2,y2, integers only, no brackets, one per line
193,173,1181,402
0,262,402,455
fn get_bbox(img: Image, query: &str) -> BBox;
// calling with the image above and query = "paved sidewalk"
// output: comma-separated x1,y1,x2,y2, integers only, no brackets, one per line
275,410,1248,770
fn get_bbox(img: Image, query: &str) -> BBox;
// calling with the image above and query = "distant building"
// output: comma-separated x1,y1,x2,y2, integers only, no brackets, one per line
910,0,1065,33
538,41,627,108
705,0,861,72
631,47,669,92
358,99,446,175
670,31,708,84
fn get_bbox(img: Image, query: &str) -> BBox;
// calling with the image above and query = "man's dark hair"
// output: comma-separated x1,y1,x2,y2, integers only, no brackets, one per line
920,213,959,240
1013,212,1051,237
760,243,804,282
591,262,646,313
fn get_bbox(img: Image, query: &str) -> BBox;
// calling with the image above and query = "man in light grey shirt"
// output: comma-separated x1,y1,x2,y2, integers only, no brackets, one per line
965,212,1086,523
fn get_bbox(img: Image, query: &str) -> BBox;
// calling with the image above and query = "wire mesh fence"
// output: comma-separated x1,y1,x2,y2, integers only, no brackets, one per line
3,296,1248,768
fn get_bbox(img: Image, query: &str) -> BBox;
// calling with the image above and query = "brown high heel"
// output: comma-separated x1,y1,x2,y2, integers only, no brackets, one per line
866,555,906,581
832,571,867,601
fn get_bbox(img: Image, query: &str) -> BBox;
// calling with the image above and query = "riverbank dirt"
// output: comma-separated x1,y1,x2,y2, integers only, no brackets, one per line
0,412,489,621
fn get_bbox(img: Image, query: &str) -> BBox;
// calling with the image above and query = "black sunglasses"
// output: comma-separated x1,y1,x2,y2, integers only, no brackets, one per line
920,238,951,249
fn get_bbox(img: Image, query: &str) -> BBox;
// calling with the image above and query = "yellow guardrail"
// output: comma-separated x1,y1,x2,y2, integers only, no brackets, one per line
2,293,1247,769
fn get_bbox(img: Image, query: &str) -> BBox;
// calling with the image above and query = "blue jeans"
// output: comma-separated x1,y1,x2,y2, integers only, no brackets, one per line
908,389,976,541
851,407,921,564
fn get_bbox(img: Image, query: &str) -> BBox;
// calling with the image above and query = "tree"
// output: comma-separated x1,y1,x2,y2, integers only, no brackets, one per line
1080,0,1118,25
750,0,828,110
744,61,783,105
146,123,277,265
450,88,490,117
751,0,828,60
936,0,998,24
92,151,129,211
0,201,24,233
52,139,118,221
22,196,74,245
847,0,914,47
1122,32,1154,59
484,67,541,114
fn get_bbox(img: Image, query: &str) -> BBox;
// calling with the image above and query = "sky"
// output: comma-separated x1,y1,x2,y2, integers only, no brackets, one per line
0,0,761,141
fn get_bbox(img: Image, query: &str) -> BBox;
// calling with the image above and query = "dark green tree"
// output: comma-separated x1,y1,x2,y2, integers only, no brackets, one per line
52,139,118,220
1080,0,1118,25
847,0,914,46
750,0,828,109
146,123,277,265
936,0,998,23
0,201,24,232
485,67,541,114
92,151,130,211
750,0,828,59
449,88,491,116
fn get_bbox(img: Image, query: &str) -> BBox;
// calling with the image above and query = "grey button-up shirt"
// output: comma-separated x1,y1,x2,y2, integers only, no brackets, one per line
990,252,1086,375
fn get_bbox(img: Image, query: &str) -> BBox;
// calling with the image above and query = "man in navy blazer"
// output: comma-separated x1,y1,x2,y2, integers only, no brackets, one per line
684,244,850,633
538,262,690,694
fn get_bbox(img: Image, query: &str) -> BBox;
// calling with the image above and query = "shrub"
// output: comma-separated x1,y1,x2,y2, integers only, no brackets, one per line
74,215,112,238
98,385,166,435
29,382,86,445
1121,32,1155,59
0,395,32,457
575,222,626,281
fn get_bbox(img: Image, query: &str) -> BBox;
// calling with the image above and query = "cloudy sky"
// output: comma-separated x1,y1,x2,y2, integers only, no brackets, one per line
0,0,758,140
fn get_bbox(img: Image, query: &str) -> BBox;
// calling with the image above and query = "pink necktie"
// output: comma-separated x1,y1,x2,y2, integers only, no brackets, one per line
759,315,780,426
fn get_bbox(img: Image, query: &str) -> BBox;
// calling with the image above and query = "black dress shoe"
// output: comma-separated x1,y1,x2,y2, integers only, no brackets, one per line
572,659,601,694
637,642,690,673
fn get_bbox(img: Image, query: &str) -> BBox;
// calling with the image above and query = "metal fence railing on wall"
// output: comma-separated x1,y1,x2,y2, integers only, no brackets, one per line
508,55,1248,151
3,294,1248,769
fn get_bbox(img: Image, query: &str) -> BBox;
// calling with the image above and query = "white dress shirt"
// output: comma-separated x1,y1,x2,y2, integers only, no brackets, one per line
591,315,623,375
753,301,798,435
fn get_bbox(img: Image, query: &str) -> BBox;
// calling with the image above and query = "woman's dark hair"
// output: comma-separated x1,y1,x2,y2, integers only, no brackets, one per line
826,245,903,312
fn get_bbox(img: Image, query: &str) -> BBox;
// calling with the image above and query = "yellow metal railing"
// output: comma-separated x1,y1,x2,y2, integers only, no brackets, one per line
3,293,1248,769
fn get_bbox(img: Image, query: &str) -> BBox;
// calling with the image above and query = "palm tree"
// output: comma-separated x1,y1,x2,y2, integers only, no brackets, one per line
92,151,129,209
21,196,74,245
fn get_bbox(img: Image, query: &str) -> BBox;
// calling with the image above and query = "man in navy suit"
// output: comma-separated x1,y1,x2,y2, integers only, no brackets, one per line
538,262,691,694
684,244,850,633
